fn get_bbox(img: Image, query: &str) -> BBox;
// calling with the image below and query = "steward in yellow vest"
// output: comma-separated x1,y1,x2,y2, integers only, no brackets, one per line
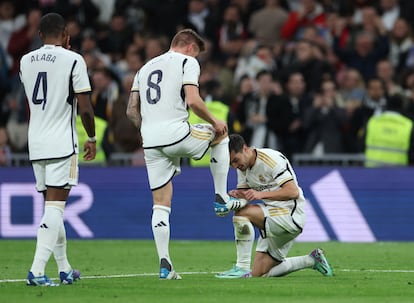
365,96,414,167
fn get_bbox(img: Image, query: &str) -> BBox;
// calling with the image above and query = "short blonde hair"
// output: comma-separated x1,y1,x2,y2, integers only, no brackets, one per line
171,29,206,52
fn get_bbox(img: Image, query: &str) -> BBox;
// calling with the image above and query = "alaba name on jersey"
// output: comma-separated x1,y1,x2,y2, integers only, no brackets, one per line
20,45,91,161
131,51,200,148
237,148,306,214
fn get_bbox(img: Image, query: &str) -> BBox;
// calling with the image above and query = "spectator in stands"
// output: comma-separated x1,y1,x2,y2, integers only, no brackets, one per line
138,0,187,37
236,70,279,149
91,67,120,160
185,0,211,37
333,15,389,82
280,0,326,41
218,4,249,62
7,7,42,83
281,39,336,94
364,94,414,166
376,59,404,97
350,77,388,152
303,79,347,155
275,72,312,160
65,18,82,52
337,68,366,114
231,74,254,131
234,43,277,85
98,12,134,63
113,44,144,79
248,0,288,46
0,45,10,124
379,0,401,32
80,28,111,69
0,126,11,166
0,0,25,69
388,17,413,75
144,35,169,61
110,72,141,154
54,0,99,29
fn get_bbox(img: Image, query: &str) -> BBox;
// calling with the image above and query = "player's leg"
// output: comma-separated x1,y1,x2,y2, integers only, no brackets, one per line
252,244,326,277
48,155,81,284
151,182,181,279
253,205,318,277
27,160,62,286
144,148,181,279
216,205,263,278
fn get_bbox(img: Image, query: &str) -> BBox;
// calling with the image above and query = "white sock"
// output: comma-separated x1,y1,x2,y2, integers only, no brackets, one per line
210,136,230,201
152,205,172,267
30,202,64,276
265,255,315,277
233,216,255,270
54,220,71,273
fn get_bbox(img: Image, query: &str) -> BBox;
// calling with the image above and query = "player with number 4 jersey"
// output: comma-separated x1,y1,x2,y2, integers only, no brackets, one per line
19,13,96,287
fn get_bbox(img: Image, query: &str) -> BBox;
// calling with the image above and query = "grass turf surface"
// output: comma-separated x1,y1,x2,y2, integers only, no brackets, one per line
1,240,414,303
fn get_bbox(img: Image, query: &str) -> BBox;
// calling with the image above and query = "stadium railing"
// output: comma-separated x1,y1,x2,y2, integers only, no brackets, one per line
291,153,365,166
8,152,366,167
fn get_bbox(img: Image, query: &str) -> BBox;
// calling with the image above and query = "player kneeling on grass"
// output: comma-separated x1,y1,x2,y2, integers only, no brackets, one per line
214,134,333,278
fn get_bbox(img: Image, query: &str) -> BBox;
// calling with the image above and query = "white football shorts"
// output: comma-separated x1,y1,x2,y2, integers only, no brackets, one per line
255,204,305,261
144,123,215,190
32,154,78,192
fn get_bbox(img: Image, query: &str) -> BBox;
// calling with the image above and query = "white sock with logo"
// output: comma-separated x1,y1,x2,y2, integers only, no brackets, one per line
30,202,64,276
152,205,172,267
210,136,230,202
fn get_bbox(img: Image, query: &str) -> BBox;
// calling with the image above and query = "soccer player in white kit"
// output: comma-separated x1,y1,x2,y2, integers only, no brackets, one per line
215,134,333,278
19,13,96,286
127,29,243,279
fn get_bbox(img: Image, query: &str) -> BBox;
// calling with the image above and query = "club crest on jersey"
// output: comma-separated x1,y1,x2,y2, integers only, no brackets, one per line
31,53,56,63
259,174,266,183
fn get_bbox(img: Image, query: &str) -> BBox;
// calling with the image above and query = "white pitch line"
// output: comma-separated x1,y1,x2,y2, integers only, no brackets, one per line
2,269,414,283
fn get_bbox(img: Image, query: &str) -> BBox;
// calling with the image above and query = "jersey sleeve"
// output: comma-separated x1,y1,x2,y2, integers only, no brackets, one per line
72,56,91,93
272,153,294,187
182,56,200,86
131,71,139,92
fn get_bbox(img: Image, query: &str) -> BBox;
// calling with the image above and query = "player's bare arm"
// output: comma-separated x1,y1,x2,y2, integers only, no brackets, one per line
126,91,142,128
243,180,299,201
77,93,96,160
185,85,227,137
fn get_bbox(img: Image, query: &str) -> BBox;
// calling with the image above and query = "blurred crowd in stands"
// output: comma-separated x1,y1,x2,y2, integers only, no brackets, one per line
1,0,414,166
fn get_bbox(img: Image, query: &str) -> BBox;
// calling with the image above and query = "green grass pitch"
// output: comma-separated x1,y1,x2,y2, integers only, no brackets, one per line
1,240,414,303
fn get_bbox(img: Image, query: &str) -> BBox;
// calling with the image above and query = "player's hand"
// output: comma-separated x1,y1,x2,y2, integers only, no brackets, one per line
83,141,96,161
229,189,242,198
243,189,262,201
212,119,228,137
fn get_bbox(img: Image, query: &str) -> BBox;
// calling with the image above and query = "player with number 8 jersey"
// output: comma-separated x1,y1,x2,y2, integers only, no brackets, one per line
20,40,91,160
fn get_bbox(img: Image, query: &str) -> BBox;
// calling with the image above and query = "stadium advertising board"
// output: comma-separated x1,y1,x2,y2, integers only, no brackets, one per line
0,167,413,241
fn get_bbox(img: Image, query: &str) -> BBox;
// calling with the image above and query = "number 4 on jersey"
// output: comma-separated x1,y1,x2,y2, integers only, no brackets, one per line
32,72,47,110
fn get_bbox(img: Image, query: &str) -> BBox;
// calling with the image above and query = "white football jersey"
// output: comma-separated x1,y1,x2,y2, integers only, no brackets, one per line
20,45,91,160
237,148,306,214
131,50,200,148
